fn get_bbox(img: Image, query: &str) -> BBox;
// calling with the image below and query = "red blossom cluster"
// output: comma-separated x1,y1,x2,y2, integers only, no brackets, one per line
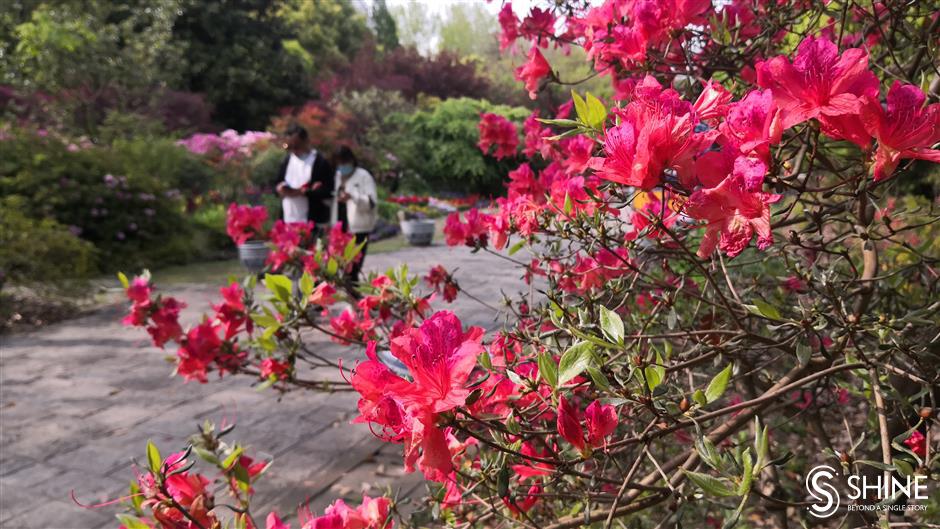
349,313,484,483
114,2,939,527
477,112,519,160
226,203,268,245
424,265,459,303
267,494,392,529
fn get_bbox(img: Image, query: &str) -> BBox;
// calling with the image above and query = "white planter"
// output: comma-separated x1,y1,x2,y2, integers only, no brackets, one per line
237,241,269,273
400,219,435,246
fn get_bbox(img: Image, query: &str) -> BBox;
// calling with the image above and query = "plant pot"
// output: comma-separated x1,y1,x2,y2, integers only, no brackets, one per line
237,240,269,273
400,219,435,246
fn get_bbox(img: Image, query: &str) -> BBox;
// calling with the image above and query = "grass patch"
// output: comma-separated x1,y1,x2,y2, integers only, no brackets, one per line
150,259,245,286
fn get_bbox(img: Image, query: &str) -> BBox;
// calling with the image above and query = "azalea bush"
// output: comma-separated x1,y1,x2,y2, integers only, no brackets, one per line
113,1,939,528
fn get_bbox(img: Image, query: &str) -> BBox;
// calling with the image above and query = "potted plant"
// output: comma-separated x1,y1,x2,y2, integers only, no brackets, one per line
227,203,270,273
397,209,436,246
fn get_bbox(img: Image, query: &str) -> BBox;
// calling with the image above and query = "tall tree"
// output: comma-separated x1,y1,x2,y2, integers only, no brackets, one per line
276,0,369,73
371,0,399,52
389,4,439,56
172,0,308,131
438,3,496,57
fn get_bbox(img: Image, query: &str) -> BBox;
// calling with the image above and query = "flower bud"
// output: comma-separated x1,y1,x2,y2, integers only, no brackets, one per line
679,397,690,412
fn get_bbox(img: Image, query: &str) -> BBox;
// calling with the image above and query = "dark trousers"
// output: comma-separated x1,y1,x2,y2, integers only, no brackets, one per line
349,232,369,285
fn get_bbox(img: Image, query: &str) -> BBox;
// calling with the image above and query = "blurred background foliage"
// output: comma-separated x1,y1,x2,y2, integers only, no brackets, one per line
3,0,933,325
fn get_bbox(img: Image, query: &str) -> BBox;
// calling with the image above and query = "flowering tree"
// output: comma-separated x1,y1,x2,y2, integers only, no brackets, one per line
113,1,939,528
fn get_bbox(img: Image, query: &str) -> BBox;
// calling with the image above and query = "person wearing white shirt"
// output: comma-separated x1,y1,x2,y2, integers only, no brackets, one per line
332,146,377,285
274,124,334,228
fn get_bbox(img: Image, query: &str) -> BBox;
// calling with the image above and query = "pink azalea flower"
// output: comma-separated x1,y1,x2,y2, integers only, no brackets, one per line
498,3,520,50
260,358,290,380
176,322,222,383
560,134,594,174
503,483,542,516
226,203,268,245
443,209,493,247
862,81,940,182
684,171,781,258
515,45,552,100
301,495,393,529
756,36,879,141
591,76,716,190
308,282,337,306
147,298,185,348
720,89,784,166
556,395,586,453
522,110,554,158
266,512,290,529
519,7,555,41
693,80,733,123
903,430,926,458
585,400,618,448
506,163,543,202
425,265,458,303
214,283,250,339
477,113,519,160
391,311,484,414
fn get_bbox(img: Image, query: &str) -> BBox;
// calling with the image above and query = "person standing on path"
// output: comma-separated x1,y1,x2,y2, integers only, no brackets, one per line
331,145,377,286
274,123,335,228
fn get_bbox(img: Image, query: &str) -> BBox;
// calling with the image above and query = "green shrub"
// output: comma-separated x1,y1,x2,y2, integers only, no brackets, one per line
0,197,95,293
0,131,197,272
380,97,529,195
377,200,402,222
249,147,285,195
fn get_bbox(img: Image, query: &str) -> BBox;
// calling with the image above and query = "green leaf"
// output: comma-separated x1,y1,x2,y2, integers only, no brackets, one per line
343,236,365,262
855,459,896,471
695,436,722,470
586,366,611,391
558,341,594,386
116,515,152,529
796,343,811,366
299,272,314,298
644,365,663,391
684,470,737,497
264,274,293,302
754,418,769,468
598,306,624,345
645,353,665,391
479,351,492,370
584,92,607,128
571,90,588,124
893,458,914,477
222,445,245,470
327,257,339,276
692,389,707,407
146,440,161,474
117,272,129,289
537,351,558,388
563,191,573,215
232,463,251,493
192,446,220,466
251,313,278,328
705,364,733,403
745,300,782,321
535,117,580,128
508,240,525,256
738,448,754,495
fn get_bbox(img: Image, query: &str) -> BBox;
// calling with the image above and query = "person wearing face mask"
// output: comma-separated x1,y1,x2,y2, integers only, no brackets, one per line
331,145,377,286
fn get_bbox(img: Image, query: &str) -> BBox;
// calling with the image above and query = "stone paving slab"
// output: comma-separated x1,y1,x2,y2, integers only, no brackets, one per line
0,244,526,528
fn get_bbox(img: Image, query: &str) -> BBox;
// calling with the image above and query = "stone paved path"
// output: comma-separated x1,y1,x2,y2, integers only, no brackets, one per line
0,244,526,528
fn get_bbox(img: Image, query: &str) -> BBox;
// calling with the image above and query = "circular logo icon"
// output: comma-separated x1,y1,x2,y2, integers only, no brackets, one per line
806,465,840,518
